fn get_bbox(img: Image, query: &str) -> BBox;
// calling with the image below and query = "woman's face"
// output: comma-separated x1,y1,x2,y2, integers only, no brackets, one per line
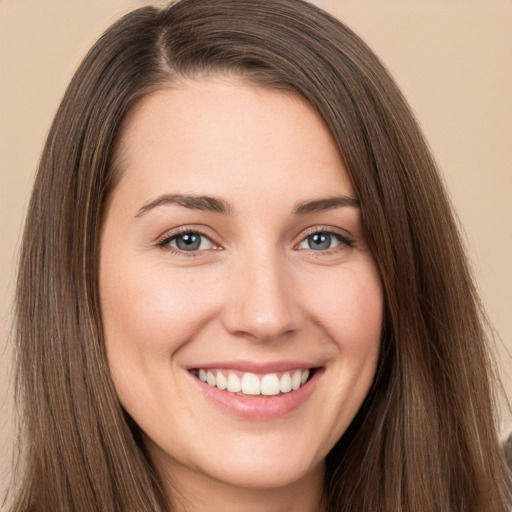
99,77,383,495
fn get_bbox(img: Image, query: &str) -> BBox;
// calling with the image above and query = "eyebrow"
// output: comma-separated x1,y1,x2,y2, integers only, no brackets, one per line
134,193,360,218
292,195,360,215
135,194,234,218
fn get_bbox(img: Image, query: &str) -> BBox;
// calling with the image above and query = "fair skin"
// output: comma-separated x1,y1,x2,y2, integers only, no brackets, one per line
99,77,383,512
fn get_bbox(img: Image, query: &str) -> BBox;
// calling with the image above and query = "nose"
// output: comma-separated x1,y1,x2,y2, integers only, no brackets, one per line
221,252,302,342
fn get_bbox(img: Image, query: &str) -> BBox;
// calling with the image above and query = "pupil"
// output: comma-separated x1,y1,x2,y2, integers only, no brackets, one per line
309,233,331,250
177,233,200,251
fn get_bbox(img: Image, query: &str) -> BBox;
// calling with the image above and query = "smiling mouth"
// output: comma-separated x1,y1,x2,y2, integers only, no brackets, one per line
190,368,315,397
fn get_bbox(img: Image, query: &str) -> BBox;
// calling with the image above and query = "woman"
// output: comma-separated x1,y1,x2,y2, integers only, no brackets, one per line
8,0,511,510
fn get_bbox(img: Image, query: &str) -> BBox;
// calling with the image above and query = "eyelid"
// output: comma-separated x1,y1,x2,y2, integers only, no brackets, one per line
155,224,354,256
156,225,222,253
295,226,354,250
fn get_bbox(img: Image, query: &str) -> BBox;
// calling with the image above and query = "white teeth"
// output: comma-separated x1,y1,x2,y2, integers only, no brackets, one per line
291,370,302,390
279,372,292,393
195,368,312,396
206,370,216,387
227,373,241,392
216,372,227,390
241,372,261,395
261,373,280,396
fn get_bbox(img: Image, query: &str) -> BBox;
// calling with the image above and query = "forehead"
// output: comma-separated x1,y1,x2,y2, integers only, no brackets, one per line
111,76,354,207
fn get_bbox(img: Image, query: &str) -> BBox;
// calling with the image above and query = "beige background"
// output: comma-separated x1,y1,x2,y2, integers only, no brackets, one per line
1,0,511,498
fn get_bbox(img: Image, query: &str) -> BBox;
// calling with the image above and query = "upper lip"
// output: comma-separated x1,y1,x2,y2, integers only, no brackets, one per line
187,360,320,373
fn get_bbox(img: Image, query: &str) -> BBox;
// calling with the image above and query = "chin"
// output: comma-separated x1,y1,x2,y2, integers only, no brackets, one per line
145,429,327,492
211,455,322,490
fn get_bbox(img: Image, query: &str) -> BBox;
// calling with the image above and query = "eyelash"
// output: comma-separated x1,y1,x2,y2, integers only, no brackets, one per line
156,227,218,257
156,226,354,256
298,227,355,252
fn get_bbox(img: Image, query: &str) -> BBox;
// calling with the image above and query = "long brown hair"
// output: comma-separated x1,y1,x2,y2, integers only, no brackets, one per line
9,0,511,510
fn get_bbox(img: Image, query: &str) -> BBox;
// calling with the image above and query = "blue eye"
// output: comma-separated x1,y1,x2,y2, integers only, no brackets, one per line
161,232,215,252
297,231,351,251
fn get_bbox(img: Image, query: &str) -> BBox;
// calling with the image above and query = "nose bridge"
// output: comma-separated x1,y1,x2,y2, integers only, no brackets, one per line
222,244,301,341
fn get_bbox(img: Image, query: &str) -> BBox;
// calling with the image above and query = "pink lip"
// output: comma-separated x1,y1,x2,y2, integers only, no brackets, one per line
187,360,318,373
187,366,323,420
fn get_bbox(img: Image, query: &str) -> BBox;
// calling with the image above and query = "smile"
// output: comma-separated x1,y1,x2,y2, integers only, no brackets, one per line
188,364,322,419
193,368,311,396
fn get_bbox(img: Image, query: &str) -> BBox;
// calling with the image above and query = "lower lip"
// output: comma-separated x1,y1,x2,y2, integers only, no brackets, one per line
189,369,322,420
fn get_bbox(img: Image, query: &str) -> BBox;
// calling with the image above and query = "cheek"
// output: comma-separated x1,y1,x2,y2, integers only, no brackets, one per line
307,262,383,353
99,261,219,419
319,263,383,426
101,263,212,355
99,262,221,418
